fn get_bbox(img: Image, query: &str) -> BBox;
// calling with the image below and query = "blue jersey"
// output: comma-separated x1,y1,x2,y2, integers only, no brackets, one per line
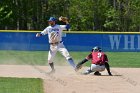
41,24,67,43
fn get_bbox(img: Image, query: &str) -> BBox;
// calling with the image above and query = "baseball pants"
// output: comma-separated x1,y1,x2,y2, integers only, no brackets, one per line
48,42,75,68
90,64,105,72
86,64,105,72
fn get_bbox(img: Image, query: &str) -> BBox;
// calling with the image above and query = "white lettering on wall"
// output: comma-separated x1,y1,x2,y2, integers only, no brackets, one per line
123,35,135,50
109,35,140,50
109,35,121,50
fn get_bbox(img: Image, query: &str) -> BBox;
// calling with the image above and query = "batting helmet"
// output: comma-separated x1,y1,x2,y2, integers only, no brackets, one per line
92,46,102,52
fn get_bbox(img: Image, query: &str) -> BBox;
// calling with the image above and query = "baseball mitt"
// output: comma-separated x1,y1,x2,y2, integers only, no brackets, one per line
75,63,83,72
59,16,68,22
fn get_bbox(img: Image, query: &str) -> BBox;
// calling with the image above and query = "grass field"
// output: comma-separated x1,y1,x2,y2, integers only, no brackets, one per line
0,77,44,93
0,50,140,67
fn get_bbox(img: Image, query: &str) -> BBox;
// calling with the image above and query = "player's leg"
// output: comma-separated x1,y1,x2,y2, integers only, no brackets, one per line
91,64,105,72
90,64,105,75
48,45,58,74
105,62,112,75
91,64,105,71
83,65,94,75
58,42,76,68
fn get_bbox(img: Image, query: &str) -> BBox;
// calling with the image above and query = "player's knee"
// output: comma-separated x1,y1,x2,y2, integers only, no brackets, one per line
68,57,72,60
48,60,53,64
66,57,73,61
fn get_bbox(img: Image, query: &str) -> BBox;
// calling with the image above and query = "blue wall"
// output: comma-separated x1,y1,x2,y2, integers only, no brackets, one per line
0,32,140,51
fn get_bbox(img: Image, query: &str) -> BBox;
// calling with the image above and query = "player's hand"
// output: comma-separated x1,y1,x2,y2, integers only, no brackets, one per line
36,33,41,37
75,64,82,72
59,16,68,23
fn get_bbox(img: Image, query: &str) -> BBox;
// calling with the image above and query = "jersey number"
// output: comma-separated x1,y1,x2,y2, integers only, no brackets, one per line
97,53,102,58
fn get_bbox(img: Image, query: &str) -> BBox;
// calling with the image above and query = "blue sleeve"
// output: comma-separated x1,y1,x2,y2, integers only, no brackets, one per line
66,24,70,31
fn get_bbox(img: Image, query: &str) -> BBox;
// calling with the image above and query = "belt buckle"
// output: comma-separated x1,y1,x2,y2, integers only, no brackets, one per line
95,63,102,66
50,42,59,46
52,43,55,46
99,64,102,66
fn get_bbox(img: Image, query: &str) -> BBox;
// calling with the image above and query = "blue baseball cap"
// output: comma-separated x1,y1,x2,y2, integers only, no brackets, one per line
48,17,57,21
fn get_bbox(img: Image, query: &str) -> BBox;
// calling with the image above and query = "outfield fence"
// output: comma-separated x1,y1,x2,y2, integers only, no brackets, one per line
0,30,140,52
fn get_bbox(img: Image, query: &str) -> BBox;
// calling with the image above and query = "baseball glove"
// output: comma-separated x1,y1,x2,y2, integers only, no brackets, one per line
59,16,68,22
75,63,83,72
75,59,88,72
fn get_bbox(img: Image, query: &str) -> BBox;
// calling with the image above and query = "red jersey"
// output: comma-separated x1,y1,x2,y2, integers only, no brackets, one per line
86,51,108,65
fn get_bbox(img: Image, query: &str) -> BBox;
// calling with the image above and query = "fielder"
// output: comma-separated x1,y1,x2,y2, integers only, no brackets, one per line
36,16,76,74
75,46,112,76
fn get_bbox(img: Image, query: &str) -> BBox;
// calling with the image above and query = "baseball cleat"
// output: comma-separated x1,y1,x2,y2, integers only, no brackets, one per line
94,71,101,75
109,72,112,76
83,69,93,75
48,69,55,75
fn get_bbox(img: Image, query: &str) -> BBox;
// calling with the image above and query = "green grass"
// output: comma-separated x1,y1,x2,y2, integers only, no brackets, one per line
0,50,140,67
0,50,48,65
107,52,140,67
0,77,44,93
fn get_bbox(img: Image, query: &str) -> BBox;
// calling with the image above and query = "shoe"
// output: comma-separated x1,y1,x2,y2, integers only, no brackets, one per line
109,72,112,76
48,69,55,75
83,70,93,75
94,71,101,75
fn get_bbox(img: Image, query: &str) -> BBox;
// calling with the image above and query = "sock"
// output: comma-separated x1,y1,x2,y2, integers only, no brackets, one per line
67,58,76,68
49,63,55,71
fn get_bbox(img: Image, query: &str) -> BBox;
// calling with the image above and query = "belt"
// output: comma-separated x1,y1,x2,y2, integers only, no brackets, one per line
50,41,63,45
94,63,104,66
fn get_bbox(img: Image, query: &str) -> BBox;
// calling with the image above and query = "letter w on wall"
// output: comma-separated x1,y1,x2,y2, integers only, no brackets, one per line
109,35,121,50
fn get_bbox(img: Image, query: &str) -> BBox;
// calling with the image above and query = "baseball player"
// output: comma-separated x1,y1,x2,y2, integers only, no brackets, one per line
36,16,76,74
75,46,112,76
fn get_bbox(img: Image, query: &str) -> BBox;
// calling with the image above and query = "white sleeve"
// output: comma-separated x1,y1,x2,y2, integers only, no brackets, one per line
41,27,48,35
60,25,66,31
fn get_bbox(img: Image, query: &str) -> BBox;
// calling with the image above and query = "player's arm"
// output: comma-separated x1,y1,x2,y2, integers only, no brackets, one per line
75,53,92,71
36,28,48,37
59,16,70,31
64,19,70,31
78,53,92,66
36,33,43,37
75,59,88,72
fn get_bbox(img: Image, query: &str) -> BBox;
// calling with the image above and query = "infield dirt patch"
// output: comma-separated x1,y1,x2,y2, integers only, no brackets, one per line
0,65,139,93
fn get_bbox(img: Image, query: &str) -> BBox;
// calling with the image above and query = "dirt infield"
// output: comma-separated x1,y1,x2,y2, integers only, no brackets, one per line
0,65,140,93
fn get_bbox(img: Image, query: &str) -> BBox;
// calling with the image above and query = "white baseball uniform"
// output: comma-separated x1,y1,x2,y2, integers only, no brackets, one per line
41,24,75,68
